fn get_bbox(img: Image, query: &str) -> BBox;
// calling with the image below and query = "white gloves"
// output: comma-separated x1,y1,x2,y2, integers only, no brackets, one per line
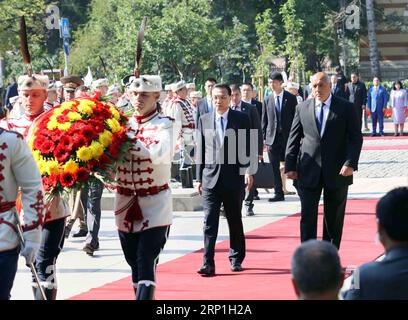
20,240,40,265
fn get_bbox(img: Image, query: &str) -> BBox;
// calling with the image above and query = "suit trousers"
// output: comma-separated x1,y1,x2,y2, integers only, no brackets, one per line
0,246,19,300
371,108,384,135
202,183,246,266
32,218,66,287
267,133,285,196
81,179,104,247
119,226,169,285
298,183,349,249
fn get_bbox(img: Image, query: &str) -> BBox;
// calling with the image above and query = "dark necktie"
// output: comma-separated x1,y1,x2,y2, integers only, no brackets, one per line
317,103,325,135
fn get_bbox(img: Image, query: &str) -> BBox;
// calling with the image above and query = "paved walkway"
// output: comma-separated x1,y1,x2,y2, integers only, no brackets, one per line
10,136,408,300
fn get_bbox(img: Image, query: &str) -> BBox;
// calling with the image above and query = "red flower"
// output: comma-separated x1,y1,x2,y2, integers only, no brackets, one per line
54,145,71,163
108,144,120,159
57,114,69,123
72,134,88,148
40,139,56,154
48,174,59,187
60,136,74,152
50,130,64,141
88,120,105,133
80,125,97,141
76,167,90,183
60,172,76,188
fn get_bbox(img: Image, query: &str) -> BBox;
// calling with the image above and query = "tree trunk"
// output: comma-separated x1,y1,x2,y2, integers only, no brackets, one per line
365,0,382,78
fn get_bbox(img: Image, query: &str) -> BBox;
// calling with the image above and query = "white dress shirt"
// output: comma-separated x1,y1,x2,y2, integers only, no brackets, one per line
215,109,229,143
315,94,332,136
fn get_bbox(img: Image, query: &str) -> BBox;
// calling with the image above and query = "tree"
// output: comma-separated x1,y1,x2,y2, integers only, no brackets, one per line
365,0,381,78
251,8,280,77
280,0,305,83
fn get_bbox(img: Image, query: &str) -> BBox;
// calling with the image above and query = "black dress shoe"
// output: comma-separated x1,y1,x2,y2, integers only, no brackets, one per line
231,263,243,272
253,195,260,200
268,195,284,202
246,208,255,216
83,243,99,256
197,265,215,277
72,228,88,238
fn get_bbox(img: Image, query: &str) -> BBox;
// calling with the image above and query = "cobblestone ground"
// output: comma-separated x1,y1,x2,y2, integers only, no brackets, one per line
356,138,408,178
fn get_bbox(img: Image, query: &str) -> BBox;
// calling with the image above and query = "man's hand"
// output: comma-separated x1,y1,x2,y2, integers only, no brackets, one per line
245,174,253,191
286,171,298,180
198,182,202,195
258,155,263,161
339,166,354,177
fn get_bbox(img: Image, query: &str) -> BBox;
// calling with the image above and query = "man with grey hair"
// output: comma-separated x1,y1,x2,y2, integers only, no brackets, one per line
285,72,363,249
291,240,344,300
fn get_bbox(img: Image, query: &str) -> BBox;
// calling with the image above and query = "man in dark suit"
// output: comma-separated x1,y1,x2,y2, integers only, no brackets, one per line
344,187,408,300
262,72,298,202
331,74,350,100
230,84,263,216
196,84,254,276
285,72,363,249
196,77,217,124
347,72,367,131
241,82,262,119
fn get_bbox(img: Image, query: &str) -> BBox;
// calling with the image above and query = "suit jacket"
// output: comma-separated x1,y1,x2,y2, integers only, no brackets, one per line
262,90,298,147
251,99,263,119
344,245,408,300
196,96,212,124
347,81,367,108
196,109,251,190
285,95,363,189
367,86,388,113
233,102,263,156
332,83,350,100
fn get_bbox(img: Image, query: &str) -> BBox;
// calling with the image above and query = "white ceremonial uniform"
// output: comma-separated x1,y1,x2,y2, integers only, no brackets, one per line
0,128,44,252
0,112,71,223
115,110,175,233
165,96,195,147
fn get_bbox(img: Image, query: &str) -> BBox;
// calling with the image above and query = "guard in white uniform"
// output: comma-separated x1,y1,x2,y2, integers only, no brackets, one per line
115,75,175,300
0,128,44,300
165,80,195,168
0,74,70,300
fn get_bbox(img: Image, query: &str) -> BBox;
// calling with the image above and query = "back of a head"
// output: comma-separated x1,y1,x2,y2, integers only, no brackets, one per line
291,240,343,299
376,187,408,242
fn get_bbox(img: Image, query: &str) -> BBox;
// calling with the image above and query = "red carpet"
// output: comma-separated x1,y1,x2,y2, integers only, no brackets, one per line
364,136,408,141
70,199,383,300
362,145,408,150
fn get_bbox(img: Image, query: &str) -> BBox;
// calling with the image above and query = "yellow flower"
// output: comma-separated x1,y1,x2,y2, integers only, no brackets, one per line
89,141,104,159
46,160,61,175
67,111,82,122
99,130,113,147
76,146,93,162
64,160,79,174
77,103,93,116
37,159,48,175
32,150,41,161
109,106,120,121
53,104,73,115
47,115,59,130
57,122,72,131
106,118,121,133
81,100,96,108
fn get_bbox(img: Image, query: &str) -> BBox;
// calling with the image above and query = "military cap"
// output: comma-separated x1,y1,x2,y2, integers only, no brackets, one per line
285,81,300,90
186,83,196,90
18,74,49,91
92,78,109,89
189,91,202,99
128,75,162,93
61,75,84,92
171,80,186,92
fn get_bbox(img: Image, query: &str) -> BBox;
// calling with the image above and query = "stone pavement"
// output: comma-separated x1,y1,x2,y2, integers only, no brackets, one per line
10,136,408,300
